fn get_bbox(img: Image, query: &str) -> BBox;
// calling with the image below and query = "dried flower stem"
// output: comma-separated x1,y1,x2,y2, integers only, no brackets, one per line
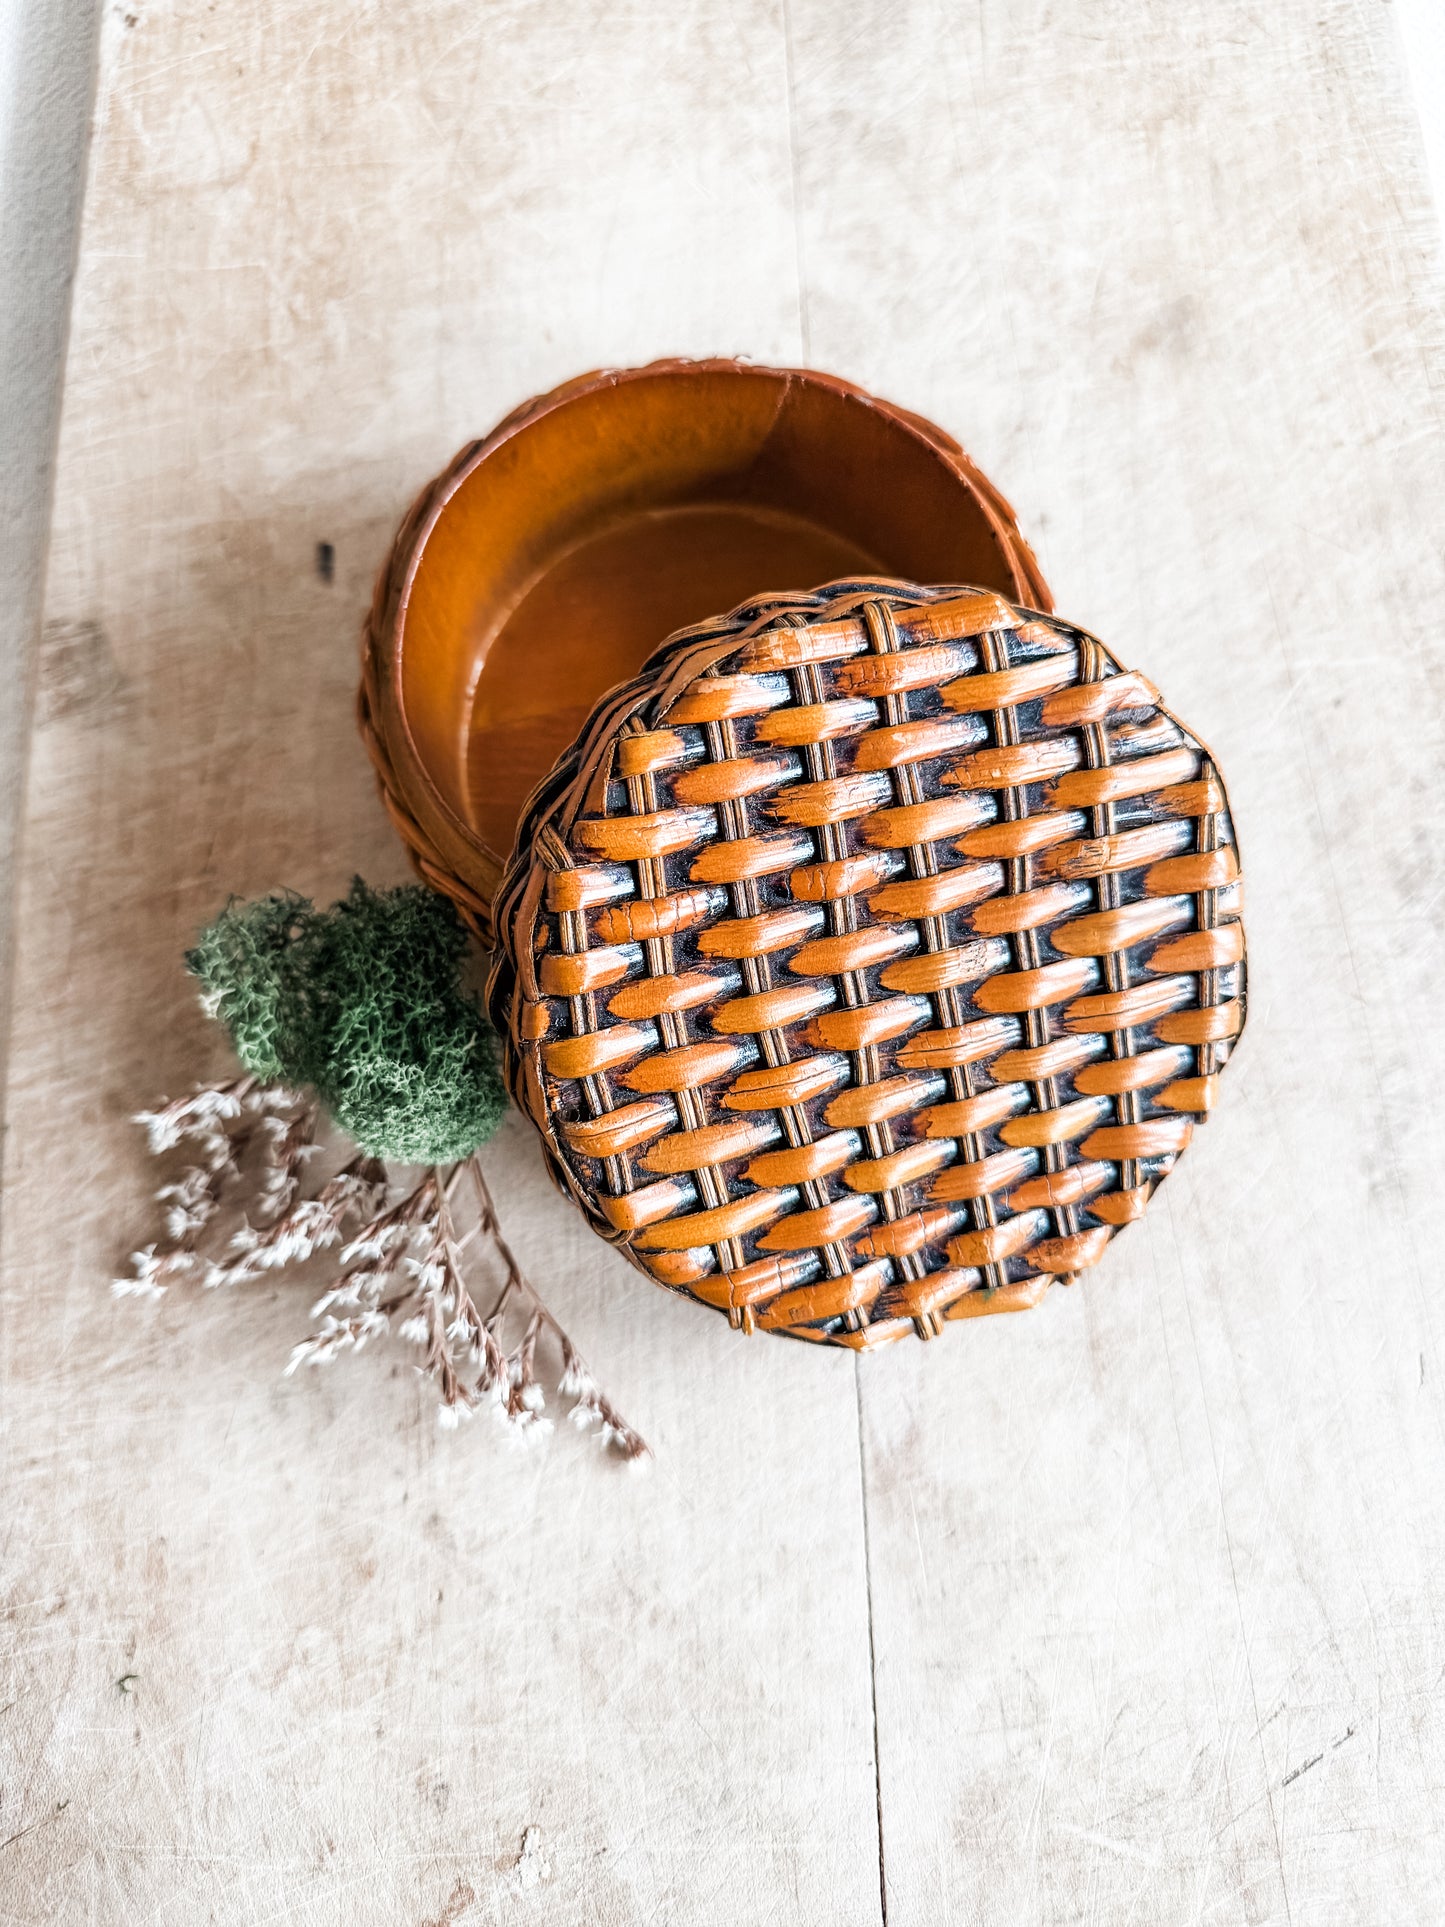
121,1082,649,1462
468,1160,649,1458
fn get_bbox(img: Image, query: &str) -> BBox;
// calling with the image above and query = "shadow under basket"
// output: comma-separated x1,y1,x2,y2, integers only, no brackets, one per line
359,359,1050,937
361,363,1246,1347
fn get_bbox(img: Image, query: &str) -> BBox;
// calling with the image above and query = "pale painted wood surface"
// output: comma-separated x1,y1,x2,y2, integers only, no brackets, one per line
4,3,1445,1921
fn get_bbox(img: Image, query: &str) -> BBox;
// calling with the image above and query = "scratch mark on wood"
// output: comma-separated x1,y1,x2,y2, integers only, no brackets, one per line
1,1800,69,1853
854,1359,888,1927
1282,1726,1356,1790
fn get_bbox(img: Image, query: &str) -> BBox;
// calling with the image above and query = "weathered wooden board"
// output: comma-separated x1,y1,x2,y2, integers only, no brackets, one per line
4,1,1445,1922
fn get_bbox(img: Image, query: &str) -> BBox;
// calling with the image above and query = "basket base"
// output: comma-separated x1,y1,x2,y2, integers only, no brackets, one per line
464,501,878,859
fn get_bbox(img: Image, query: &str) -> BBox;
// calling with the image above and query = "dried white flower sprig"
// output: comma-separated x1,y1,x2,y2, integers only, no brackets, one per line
121,882,650,1462
118,1076,308,1295
118,1077,649,1462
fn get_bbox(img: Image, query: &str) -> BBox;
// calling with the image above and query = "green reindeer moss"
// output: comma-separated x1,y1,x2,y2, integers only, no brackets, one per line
185,879,508,1164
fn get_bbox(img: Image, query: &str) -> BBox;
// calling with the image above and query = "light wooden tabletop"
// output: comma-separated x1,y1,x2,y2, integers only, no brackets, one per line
5,3,1445,1921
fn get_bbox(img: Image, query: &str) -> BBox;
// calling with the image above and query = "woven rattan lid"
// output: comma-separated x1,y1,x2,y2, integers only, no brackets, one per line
488,579,1246,1348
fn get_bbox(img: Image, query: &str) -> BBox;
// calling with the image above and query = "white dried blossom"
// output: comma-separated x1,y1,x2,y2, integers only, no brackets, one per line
245,1084,303,1116
157,1166,213,1207
284,1308,389,1374
112,1274,167,1301
112,1247,174,1299
133,1109,176,1148
163,1201,211,1241
339,1226,403,1266
328,1169,389,1216
557,1346,650,1461
583,1411,651,1466
406,1253,446,1294
254,1228,316,1268
397,1313,430,1345
492,1401,552,1448
193,1129,238,1176
302,1201,347,1242
256,1170,298,1215
201,1256,253,1288
296,1140,323,1163
134,1109,187,1148
133,1084,244,1154
558,1357,596,1403
282,1200,346,1249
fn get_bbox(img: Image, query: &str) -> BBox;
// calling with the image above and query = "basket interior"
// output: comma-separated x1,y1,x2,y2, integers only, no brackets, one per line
397,365,1030,868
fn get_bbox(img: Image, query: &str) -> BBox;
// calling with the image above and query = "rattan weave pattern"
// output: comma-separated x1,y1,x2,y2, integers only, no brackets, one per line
488,580,1246,1347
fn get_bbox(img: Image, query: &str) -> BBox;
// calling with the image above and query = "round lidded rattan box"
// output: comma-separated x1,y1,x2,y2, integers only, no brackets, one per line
361,365,1246,1347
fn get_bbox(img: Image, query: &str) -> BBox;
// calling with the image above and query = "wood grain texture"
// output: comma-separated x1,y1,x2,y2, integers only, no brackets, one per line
4,0,1445,1921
